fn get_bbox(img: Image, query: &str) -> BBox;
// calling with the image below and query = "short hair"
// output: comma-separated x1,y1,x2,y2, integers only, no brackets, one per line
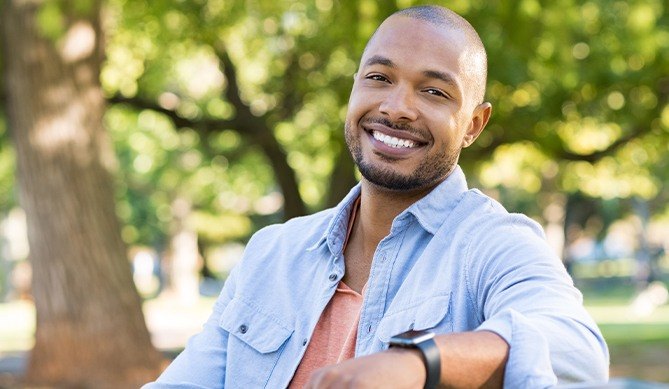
366,5,488,104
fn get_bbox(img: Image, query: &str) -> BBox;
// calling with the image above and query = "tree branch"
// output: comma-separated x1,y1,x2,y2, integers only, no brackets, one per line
472,84,668,164
213,45,307,218
276,51,301,121
108,45,309,219
556,125,651,162
558,85,668,162
215,47,254,126
107,94,235,132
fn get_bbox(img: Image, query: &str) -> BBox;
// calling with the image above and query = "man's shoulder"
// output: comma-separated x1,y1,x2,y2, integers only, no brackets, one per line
446,190,557,270
456,189,545,236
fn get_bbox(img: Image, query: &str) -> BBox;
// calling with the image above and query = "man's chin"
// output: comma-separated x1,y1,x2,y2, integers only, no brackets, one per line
358,165,425,192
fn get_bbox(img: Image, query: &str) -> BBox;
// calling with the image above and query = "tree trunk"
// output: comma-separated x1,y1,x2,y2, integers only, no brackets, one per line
1,1,164,387
326,146,358,208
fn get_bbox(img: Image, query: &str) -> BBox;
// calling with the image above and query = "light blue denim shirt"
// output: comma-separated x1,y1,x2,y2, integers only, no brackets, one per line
145,166,609,388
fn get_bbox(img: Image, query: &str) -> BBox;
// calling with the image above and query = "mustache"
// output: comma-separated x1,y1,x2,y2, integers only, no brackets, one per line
362,117,428,139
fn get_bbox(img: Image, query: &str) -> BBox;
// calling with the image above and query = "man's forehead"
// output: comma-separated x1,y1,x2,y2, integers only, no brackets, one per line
361,16,468,63
361,19,467,73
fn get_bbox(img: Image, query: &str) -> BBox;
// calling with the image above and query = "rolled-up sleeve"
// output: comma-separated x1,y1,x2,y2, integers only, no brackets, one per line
470,216,609,387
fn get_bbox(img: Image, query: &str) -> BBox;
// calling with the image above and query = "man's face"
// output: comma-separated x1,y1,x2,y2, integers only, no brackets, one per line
345,16,484,192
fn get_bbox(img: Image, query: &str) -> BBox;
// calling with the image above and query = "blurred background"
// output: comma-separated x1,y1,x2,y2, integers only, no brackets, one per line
0,0,668,387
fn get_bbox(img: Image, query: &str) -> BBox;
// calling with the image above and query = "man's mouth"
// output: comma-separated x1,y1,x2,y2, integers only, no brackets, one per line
371,130,419,149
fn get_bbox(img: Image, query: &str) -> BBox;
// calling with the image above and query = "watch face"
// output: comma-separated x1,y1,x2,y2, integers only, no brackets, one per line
390,330,435,346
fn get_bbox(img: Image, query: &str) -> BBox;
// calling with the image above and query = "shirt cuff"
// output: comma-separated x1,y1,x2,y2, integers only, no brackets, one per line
476,309,558,388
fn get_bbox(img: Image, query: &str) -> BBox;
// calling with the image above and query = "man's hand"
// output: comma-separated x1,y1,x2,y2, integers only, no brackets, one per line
304,348,426,389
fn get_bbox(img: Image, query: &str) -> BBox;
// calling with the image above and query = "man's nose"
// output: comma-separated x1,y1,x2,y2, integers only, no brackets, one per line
379,84,418,122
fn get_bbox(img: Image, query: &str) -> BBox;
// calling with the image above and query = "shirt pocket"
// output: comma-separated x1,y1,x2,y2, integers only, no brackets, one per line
376,294,452,344
220,297,293,388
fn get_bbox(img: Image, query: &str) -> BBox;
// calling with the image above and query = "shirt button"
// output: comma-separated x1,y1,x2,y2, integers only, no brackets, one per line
239,324,248,334
367,324,372,333
329,273,338,282
302,338,308,346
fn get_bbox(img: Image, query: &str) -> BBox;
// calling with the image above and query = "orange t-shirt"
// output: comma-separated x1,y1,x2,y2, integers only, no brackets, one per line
288,281,363,388
289,197,363,388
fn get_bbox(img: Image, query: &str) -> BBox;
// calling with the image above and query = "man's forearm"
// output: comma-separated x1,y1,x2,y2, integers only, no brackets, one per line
385,330,509,388
432,330,509,388
304,330,509,388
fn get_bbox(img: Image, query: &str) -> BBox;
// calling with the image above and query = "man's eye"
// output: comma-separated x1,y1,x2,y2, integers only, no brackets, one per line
366,74,388,82
425,88,449,99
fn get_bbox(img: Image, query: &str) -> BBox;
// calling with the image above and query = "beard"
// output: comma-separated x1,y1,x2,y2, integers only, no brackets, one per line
344,118,459,191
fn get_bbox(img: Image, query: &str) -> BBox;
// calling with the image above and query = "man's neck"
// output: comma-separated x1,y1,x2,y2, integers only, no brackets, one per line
341,179,439,293
357,179,435,240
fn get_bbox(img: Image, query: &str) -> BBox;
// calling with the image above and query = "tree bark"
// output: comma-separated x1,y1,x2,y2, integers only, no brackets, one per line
326,147,358,208
2,1,164,387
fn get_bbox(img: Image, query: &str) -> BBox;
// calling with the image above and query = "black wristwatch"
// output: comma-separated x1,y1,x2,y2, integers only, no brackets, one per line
388,330,441,389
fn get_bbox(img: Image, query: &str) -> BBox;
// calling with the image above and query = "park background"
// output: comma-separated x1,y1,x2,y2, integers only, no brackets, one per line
0,0,668,387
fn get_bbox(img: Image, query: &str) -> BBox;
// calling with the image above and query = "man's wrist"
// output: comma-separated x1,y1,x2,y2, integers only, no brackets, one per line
388,330,441,389
385,347,427,386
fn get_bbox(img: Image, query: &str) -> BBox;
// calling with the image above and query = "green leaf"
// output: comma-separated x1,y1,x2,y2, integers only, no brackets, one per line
36,1,66,40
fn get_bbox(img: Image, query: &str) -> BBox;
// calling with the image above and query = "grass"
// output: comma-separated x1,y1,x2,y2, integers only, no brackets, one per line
589,309,669,383
606,338,669,383
580,280,669,383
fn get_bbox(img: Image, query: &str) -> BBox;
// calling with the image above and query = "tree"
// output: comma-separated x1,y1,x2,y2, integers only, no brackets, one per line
1,0,163,386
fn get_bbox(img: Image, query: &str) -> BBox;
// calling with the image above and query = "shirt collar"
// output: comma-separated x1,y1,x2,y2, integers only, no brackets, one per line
402,165,469,235
307,183,361,255
307,165,469,253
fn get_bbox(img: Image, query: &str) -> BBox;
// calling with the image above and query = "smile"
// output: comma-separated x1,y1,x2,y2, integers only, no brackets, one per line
372,131,418,149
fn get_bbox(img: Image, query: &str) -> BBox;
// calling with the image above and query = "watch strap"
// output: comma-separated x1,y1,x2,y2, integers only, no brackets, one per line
415,337,441,389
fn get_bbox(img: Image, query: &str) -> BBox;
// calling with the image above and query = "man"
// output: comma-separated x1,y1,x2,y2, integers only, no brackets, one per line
145,5,609,388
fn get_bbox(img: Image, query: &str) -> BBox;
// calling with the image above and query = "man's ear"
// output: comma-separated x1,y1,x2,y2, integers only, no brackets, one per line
462,102,492,148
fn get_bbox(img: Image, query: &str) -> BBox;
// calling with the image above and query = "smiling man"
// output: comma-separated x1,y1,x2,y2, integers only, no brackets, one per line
145,5,609,389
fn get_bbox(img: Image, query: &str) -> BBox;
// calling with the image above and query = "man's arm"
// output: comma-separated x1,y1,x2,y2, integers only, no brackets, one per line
305,330,508,388
433,330,508,387
469,217,609,386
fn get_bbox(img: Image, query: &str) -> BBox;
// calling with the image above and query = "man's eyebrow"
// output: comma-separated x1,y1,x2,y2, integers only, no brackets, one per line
364,55,395,68
423,70,459,89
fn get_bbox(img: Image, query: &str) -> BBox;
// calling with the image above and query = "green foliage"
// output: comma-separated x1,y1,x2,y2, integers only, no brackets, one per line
96,0,669,246
0,113,15,210
35,0,98,40
2,0,668,251
106,105,257,247
100,0,385,247
36,2,66,40
458,0,669,223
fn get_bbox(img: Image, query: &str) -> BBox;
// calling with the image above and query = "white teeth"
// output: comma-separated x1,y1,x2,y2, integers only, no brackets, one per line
372,131,417,149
